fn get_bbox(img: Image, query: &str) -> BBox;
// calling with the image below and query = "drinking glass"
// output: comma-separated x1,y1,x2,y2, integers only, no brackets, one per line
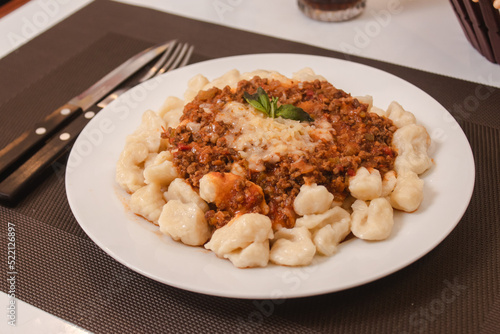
298,0,367,22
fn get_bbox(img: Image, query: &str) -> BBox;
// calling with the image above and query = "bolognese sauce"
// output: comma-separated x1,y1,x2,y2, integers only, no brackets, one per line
162,76,397,229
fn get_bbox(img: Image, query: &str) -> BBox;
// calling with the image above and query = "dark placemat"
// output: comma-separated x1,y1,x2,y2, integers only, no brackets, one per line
0,1,499,333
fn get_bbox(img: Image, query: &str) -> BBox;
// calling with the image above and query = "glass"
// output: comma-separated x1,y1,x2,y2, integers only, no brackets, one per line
298,0,366,22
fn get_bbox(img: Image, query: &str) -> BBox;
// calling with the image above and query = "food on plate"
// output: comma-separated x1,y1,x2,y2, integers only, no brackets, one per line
115,68,433,268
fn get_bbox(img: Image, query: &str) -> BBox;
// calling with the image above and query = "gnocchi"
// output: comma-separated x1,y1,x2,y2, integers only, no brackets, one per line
390,171,424,212
129,182,165,223
158,200,211,246
293,183,334,216
270,226,316,266
143,151,178,187
116,68,432,269
296,206,351,256
393,124,433,175
386,101,417,128
204,213,273,268
350,198,394,240
164,178,209,212
348,167,383,201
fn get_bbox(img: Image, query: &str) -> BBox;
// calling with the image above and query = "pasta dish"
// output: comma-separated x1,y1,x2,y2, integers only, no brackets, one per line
115,68,432,268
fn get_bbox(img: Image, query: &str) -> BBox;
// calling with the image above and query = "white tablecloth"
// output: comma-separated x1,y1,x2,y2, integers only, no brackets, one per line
115,0,500,88
1,0,499,87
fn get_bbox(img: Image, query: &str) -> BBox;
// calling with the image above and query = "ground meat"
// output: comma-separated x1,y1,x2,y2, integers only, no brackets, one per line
162,76,397,229
203,172,268,228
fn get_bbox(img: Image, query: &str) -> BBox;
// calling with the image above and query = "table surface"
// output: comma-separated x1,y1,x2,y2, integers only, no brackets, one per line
0,1,499,333
0,0,29,18
2,0,500,89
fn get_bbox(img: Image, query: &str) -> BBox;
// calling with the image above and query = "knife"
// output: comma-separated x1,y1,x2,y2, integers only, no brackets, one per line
0,40,172,180
0,40,194,205
0,113,96,204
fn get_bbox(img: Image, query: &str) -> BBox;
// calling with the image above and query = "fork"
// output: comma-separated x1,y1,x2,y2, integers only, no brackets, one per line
0,40,194,204
98,40,194,109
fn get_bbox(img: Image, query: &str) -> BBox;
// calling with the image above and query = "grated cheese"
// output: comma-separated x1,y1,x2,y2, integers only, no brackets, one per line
216,102,319,171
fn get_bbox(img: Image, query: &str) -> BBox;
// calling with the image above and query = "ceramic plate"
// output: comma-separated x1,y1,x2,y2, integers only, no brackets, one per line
66,54,475,299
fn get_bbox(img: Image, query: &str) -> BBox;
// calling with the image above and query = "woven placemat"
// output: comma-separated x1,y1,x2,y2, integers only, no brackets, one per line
0,1,499,333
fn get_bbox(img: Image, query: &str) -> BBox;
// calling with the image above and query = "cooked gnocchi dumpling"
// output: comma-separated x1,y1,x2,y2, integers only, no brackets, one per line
164,178,209,212
390,171,424,212
348,167,383,201
350,198,394,240
129,182,165,223
143,151,178,187
393,124,432,175
204,213,273,268
159,200,211,246
295,206,351,256
293,183,334,216
270,226,316,266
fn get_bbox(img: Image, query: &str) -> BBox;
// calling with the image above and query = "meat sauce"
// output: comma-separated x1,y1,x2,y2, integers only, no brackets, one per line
203,172,269,229
163,77,397,229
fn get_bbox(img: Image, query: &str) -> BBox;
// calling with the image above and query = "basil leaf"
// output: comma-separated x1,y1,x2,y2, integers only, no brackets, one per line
249,99,269,115
243,87,312,122
276,104,314,122
244,91,269,115
257,87,270,113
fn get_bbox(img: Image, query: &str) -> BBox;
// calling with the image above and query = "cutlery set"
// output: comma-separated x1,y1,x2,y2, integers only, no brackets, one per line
0,40,193,204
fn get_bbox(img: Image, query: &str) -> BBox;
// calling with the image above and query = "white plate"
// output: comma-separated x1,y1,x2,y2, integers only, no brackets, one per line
66,54,475,299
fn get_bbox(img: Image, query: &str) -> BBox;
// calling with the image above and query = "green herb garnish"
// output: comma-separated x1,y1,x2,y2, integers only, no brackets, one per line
243,87,314,122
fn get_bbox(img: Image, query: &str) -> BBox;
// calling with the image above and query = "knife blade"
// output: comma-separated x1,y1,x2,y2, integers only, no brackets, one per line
0,40,172,180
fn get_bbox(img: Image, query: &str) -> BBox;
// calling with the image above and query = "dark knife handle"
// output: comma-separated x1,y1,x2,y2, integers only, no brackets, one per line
0,110,94,204
0,103,82,178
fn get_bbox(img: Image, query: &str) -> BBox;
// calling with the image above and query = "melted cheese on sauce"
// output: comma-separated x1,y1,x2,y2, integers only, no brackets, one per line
216,102,318,172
